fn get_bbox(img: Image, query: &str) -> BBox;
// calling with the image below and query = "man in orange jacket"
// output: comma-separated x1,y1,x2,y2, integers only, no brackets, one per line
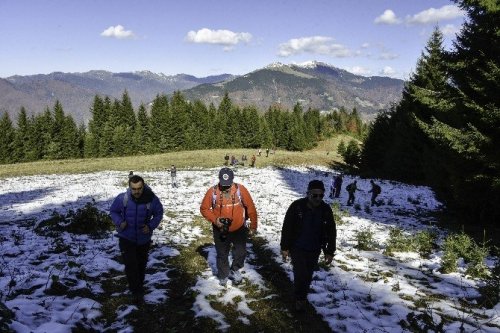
200,167,258,286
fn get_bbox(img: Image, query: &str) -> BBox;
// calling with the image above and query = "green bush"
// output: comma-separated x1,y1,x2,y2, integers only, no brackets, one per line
479,249,500,308
35,200,114,238
355,228,377,251
440,232,489,278
384,227,414,256
414,230,438,258
331,201,349,225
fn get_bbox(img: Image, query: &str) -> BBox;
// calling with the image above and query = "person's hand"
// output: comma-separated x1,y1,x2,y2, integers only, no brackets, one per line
324,254,334,265
214,218,223,228
281,250,289,262
119,221,127,231
141,225,150,234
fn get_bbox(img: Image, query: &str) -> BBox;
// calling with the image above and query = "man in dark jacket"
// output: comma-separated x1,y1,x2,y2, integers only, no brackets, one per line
110,175,164,303
280,179,336,312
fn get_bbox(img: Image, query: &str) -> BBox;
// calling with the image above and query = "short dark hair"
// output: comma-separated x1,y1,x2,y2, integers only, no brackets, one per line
308,179,325,191
129,175,144,185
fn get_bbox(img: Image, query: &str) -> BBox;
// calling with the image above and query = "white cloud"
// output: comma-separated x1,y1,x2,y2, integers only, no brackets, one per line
361,43,370,49
380,66,396,76
378,52,399,60
374,9,402,25
441,24,460,36
278,36,354,57
100,25,135,39
349,66,372,76
406,5,465,25
185,28,252,47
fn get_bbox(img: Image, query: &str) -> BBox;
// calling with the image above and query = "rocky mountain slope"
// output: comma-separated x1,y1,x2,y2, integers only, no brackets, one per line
0,62,404,124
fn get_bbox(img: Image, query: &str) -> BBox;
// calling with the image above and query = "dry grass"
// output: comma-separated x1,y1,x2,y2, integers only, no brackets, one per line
0,136,351,178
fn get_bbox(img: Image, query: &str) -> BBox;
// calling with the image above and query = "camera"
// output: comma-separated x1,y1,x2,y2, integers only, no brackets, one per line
219,217,232,241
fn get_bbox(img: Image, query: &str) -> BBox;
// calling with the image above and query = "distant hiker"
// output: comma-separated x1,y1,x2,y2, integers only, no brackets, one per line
280,180,336,312
333,174,343,198
109,175,164,304
346,180,358,206
224,153,229,166
368,180,382,206
230,155,236,166
170,165,177,188
200,167,258,287
258,148,262,156
266,148,270,157
329,175,336,199
250,155,256,167
128,170,134,179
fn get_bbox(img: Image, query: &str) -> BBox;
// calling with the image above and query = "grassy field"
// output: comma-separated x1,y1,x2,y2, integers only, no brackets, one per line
0,135,354,178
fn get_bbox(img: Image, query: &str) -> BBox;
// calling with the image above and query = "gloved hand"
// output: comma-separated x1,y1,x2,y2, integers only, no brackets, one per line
281,250,289,262
119,221,127,231
324,254,334,265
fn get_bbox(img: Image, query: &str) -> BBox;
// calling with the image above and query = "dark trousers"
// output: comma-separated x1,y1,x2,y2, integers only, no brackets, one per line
213,225,248,279
371,193,379,206
291,248,321,301
119,237,150,294
334,185,341,198
347,192,355,205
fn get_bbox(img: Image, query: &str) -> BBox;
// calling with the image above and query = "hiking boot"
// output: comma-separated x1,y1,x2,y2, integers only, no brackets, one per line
219,277,228,286
229,270,242,285
131,291,145,306
295,300,306,312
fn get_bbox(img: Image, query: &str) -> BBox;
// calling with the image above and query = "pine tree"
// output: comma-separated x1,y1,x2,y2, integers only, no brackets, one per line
418,0,500,226
0,112,15,164
343,139,361,167
169,91,188,150
12,107,30,162
360,27,448,183
286,104,307,151
149,94,171,153
240,106,261,148
135,103,151,153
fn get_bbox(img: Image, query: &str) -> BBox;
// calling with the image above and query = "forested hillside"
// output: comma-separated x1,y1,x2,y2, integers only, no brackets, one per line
0,91,365,163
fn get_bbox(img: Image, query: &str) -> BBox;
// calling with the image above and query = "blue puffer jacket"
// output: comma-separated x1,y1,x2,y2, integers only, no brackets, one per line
109,187,164,245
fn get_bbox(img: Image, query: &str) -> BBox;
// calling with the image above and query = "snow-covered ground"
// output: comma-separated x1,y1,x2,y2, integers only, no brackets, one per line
0,166,499,332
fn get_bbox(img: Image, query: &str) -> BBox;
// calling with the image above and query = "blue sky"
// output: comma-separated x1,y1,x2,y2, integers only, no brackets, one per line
0,0,465,79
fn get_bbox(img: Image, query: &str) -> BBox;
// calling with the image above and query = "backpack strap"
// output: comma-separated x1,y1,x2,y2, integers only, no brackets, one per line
211,183,243,208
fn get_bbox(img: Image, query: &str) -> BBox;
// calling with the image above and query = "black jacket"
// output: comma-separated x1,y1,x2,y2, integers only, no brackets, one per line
280,198,337,256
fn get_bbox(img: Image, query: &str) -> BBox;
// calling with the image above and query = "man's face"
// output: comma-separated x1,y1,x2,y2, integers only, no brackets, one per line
130,181,144,199
307,189,324,207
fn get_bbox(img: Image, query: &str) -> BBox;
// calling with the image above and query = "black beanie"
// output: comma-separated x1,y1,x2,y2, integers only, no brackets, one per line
308,179,325,191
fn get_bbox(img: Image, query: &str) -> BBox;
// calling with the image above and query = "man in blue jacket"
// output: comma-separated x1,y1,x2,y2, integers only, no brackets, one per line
110,175,164,303
280,179,336,312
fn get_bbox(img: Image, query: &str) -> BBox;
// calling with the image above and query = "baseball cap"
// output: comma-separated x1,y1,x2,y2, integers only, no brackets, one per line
218,167,234,186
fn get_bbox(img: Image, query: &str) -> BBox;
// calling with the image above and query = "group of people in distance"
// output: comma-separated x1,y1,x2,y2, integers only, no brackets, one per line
329,174,382,207
110,166,379,314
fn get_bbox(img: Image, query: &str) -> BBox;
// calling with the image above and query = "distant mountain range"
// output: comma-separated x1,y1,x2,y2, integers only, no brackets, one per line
0,62,404,124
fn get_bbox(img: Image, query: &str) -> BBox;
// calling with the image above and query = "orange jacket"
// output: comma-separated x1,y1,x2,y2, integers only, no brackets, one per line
200,183,258,232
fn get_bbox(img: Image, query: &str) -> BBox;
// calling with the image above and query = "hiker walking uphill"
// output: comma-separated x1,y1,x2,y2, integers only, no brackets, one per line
346,180,358,206
333,174,343,198
328,175,336,199
368,180,382,206
170,165,177,188
109,175,164,304
200,167,258,286
280,180,336,312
